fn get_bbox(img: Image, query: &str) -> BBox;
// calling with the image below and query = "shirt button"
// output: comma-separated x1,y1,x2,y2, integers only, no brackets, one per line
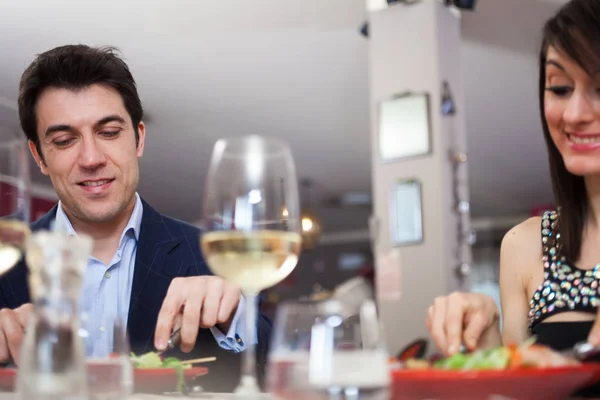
99,326,105,332
105,271,111,279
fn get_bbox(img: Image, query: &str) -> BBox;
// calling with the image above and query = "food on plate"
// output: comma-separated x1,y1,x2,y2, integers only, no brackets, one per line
130,351,191,369
404,340,579,371
130,352,192,392
404,358,431,370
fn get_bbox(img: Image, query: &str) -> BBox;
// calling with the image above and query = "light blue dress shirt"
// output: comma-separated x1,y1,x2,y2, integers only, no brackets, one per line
53,193,249,358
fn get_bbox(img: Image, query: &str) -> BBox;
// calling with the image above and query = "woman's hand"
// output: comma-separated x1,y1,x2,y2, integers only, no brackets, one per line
426,292,501,356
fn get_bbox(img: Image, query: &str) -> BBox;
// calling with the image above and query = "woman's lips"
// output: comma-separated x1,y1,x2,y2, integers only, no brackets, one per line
567,133,600,152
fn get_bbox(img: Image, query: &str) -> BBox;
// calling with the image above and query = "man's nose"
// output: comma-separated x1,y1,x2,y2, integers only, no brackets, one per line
77,136,107,170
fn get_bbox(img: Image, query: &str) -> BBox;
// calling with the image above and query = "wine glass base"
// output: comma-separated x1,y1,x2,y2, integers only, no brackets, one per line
234,375,262,398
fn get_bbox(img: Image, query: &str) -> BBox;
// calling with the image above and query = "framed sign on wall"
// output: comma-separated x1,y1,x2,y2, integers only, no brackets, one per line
389,178,423,246
378,92,432,162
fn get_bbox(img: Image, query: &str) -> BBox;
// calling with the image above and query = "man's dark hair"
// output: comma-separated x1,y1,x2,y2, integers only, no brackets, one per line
18,44,144,161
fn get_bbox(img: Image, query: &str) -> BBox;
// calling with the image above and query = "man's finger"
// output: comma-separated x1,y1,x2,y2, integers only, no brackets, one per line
181,286,204,353
155,281,186,350
217,285,241,325
0,315,10,364
200,280,222,329
15,304,32,329
1,311,23,365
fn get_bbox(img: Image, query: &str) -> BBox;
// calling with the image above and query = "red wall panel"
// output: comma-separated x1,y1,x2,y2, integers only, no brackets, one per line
0,182,56,222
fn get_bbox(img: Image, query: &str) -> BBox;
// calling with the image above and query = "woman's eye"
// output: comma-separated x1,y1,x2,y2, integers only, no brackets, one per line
546,86,572,97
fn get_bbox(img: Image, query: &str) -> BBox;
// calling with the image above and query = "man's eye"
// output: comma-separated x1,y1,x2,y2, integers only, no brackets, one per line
54,138,74,147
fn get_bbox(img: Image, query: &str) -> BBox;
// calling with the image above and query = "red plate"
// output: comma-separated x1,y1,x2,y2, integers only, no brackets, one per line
391,365,600,400
0,366,208,394
131,367,208,393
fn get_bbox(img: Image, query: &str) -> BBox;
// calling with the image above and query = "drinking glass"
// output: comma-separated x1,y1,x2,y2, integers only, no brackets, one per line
0,136,30,275
17,230,92,400
84,317,134,400
201,135,301,395
267,299,390,400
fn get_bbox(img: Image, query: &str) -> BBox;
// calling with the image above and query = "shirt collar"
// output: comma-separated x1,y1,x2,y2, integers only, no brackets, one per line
54,193,143,242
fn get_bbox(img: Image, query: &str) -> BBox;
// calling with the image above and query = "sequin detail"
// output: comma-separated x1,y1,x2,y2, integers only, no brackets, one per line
528,211,600,330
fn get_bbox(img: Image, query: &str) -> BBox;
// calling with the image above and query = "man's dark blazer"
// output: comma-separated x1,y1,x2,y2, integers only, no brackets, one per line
0,198,272,392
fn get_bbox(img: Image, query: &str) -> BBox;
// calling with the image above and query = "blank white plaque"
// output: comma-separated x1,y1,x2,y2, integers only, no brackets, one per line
378,93,431,162
390,179,423,246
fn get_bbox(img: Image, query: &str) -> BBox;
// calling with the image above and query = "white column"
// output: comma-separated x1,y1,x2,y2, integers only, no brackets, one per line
369,0,472,355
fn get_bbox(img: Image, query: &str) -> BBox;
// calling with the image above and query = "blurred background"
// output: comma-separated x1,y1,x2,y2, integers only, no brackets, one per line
0,0,568,355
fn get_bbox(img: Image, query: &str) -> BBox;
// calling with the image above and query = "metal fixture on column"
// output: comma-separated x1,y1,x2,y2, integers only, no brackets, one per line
443,80,474,290
443,0,477,11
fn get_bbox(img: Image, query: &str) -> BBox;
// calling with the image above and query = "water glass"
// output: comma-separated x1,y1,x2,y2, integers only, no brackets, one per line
83,317,133,400
267,299,390,400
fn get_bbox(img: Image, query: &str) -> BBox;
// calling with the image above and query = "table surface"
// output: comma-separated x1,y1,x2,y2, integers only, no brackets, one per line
0,393,273,400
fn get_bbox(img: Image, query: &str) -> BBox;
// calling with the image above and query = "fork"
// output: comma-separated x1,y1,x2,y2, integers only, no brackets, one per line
156,327,182,356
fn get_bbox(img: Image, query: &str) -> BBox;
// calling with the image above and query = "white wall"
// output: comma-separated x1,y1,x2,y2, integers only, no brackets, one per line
369,0,470,355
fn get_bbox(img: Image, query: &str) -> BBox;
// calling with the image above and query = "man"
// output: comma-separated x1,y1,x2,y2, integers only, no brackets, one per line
0,44,271,391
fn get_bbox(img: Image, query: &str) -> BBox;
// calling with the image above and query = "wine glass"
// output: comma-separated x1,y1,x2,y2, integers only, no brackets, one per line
201,135,301,396
266,299,390,400
0,136,30,275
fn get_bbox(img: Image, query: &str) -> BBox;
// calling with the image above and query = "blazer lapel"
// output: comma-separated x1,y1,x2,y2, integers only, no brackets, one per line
127,200,191,353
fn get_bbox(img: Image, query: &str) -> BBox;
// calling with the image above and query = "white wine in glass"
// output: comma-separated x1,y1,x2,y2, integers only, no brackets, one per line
0,137,31,275
201,135,301,396
202,230,301,293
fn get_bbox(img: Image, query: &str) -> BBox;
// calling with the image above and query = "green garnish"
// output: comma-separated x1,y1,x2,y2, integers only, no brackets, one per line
434,347,510,371
130,351,163,368
130,352,192,392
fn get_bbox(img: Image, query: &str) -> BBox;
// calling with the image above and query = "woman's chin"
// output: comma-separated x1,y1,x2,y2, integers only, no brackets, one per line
564,159,600,177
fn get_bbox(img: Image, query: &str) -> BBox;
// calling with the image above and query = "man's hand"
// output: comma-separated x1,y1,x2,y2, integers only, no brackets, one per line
0,303,32,365
154,276,241,353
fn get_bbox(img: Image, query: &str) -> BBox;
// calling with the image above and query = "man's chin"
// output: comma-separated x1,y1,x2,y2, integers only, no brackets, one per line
73,203,126,224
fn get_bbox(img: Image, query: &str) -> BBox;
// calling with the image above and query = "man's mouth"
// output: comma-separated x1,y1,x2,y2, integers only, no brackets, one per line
78,179,115,187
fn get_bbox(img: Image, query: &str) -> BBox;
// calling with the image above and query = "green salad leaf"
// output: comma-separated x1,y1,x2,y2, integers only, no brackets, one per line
130,352,192,393
434,347,510,371
130,351,163,368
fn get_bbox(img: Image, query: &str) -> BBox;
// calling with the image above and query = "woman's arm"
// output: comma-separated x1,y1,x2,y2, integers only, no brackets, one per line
499,217,541,346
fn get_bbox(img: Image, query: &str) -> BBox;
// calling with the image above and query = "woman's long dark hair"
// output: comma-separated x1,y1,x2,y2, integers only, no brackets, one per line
539,0,600,263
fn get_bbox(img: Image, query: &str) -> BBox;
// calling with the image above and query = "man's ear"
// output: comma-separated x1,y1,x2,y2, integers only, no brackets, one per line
28,140,48,176
136,121,146,158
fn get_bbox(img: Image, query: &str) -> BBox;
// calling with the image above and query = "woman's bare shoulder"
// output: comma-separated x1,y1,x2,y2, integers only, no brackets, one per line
501,216,543,269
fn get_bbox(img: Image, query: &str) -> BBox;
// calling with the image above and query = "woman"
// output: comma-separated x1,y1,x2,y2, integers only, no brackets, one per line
427,0,600,365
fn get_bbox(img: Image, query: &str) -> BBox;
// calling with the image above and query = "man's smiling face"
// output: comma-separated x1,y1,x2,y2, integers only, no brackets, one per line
29,84,146,224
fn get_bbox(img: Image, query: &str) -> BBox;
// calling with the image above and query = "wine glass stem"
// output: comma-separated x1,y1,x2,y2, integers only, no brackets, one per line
236,291,260,394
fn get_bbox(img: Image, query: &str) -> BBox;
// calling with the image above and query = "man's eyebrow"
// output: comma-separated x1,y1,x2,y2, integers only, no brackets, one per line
94,115,126,128
44,124,74,138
